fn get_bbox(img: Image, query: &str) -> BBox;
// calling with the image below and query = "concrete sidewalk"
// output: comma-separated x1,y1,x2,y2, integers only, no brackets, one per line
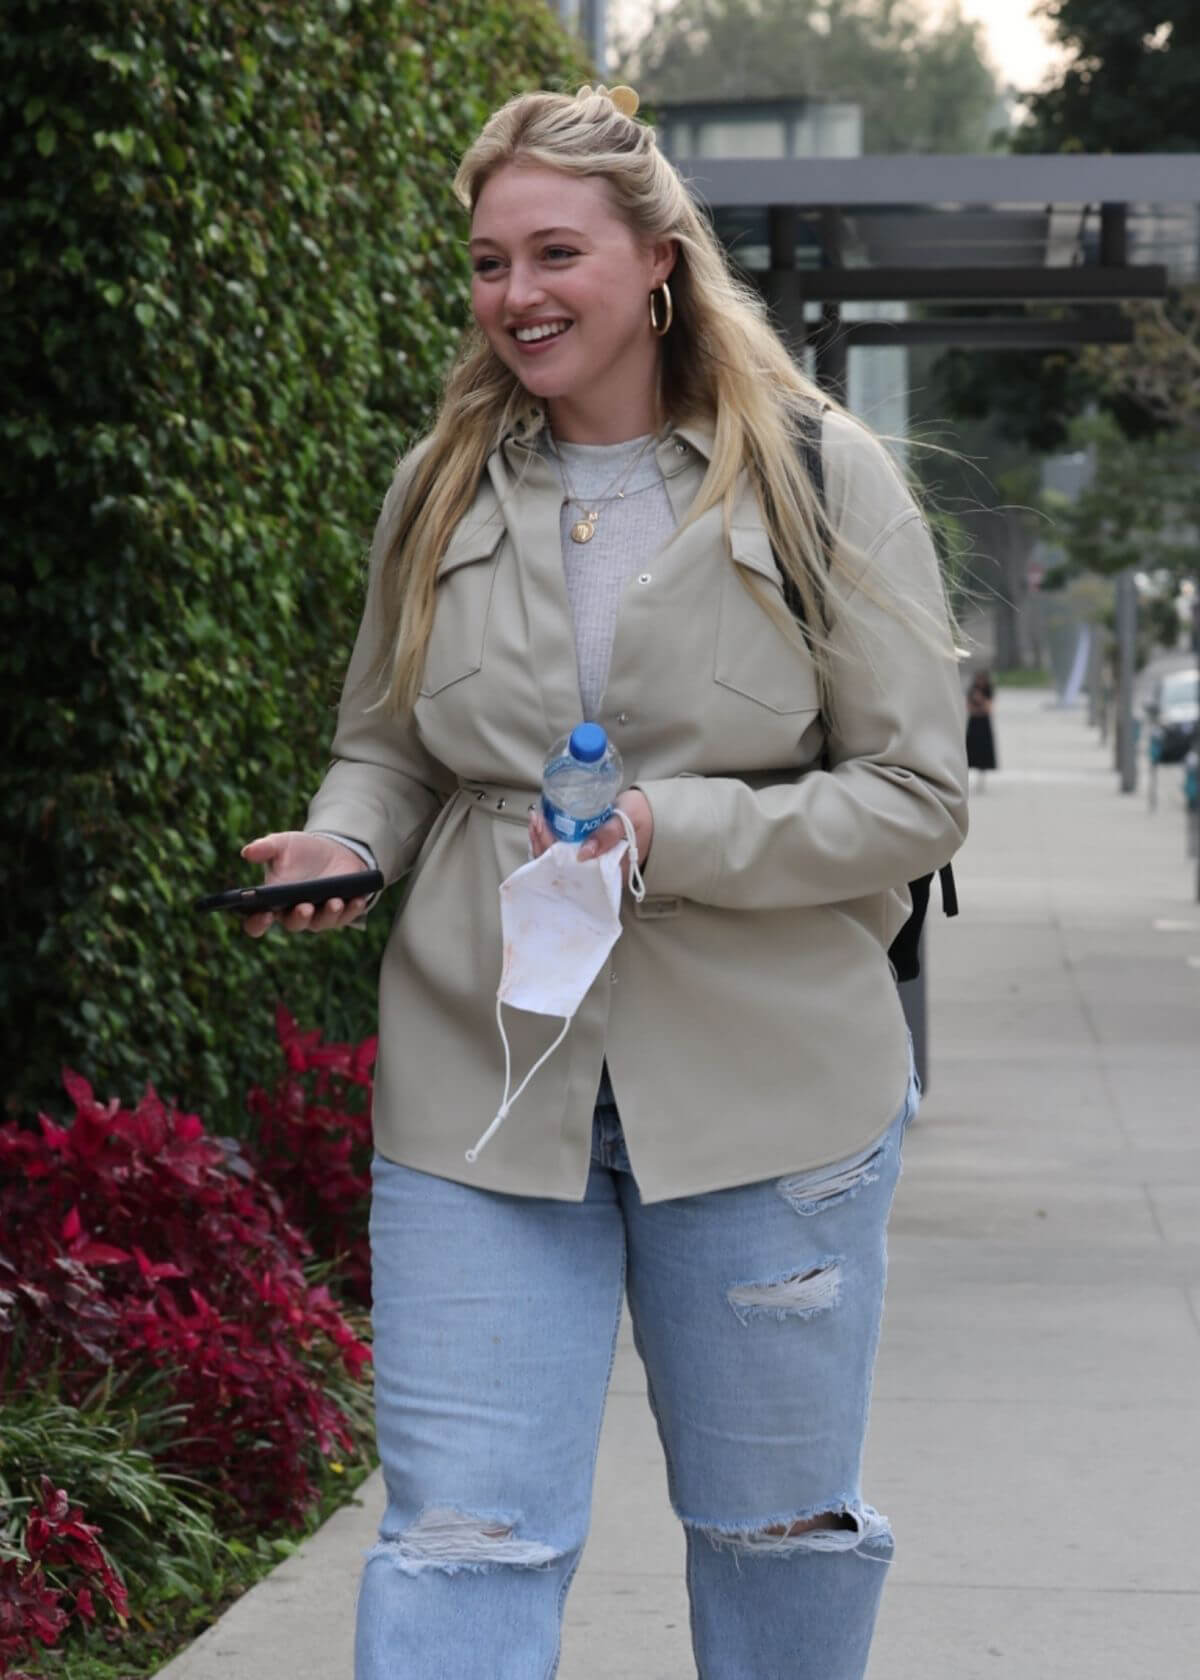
160,691,1200,1680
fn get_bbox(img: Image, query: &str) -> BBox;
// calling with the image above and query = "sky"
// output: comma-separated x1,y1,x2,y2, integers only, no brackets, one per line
608,1,1067,92
950,1,1066,91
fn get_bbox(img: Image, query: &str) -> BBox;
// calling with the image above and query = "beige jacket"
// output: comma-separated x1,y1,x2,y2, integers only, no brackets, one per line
305,410,968,1202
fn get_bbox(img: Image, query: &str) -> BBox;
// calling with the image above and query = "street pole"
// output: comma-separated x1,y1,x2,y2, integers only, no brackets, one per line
897,949,927,1093
1087,622,1103,728
1116,570,1138,794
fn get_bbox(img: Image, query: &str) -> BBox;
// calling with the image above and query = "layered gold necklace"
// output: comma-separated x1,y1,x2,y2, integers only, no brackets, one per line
548,432,659,544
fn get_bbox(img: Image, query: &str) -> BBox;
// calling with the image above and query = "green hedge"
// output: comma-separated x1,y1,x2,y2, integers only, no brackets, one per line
1,1,586,1123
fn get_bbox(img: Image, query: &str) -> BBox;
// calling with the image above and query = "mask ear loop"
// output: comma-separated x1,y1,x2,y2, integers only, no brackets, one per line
615,808,646,903
466,1001,570,1163
467,817,643,1165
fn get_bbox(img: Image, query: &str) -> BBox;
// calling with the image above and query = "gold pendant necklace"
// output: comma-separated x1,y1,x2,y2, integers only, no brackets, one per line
570,513,599,544
549,431,659,545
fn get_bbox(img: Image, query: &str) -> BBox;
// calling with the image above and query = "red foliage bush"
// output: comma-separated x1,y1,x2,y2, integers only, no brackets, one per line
0,1074,370,1530
246,1005,376,1306
0,1477,129,1675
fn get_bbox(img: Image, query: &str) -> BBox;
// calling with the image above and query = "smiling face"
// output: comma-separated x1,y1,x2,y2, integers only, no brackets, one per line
469,163,674,443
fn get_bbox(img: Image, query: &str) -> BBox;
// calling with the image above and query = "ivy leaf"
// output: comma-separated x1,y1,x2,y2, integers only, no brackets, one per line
36,125,57,157
3,0,590,1134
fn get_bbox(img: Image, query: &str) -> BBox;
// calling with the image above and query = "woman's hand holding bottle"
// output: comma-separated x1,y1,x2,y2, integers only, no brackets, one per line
528,789,653,887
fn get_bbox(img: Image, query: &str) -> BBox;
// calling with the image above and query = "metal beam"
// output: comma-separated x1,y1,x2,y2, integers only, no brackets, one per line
1116,571,1138,795
763,264,1167,303
1100,203,1129,267
839,317,1136,348
812,208,847,399
763,203,800,338
682,153,1200,208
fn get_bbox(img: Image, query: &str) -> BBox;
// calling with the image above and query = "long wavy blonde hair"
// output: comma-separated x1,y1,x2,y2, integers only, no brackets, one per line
372,86,943,712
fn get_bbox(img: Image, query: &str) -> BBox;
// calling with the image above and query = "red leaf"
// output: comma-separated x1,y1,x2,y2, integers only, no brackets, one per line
37,1114,70,1150
70,1242,131,1267
132,1246,185,1282
61,1068,95,1110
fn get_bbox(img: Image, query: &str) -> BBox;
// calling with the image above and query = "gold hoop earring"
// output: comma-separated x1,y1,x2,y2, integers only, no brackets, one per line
649,281,673,337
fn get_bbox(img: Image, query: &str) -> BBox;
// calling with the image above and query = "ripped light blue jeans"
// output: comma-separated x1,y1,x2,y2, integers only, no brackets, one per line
357,1068,917,1680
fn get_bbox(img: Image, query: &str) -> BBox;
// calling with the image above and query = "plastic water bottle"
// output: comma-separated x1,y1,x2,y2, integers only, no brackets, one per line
541,723,623,844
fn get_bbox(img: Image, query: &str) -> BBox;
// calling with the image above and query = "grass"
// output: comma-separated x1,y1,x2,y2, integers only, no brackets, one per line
26,1460,376,1680
993,667,1053,688
3,1332,376,1679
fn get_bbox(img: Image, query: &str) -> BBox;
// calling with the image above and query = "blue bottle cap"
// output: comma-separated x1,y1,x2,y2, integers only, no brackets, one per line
569,722,608,763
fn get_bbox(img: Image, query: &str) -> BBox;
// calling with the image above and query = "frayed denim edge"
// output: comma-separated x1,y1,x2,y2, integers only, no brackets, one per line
366,1506,560,1577
686,1500,894,1562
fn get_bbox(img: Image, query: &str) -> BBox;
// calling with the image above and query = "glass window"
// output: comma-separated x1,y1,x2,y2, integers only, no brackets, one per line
696,119,787,158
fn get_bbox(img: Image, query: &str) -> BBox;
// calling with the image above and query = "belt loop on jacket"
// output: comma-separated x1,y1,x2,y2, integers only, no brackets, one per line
458,777,538,825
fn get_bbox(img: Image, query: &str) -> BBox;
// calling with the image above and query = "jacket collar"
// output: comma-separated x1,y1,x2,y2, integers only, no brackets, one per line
500,400,714,479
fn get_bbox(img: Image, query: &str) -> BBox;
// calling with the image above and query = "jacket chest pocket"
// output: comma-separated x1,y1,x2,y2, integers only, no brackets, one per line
419,515,505,698
714,526,822,717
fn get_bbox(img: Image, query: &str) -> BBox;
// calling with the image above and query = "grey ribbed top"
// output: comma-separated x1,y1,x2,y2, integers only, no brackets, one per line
543,433,678,719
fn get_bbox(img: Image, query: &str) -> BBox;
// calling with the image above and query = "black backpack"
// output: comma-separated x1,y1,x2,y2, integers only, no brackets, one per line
780,406,958,984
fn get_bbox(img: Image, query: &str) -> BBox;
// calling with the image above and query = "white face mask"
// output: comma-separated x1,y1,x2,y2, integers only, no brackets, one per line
466,815,644,1164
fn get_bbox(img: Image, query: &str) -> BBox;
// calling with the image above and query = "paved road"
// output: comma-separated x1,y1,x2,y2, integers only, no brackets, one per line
160,691,1200,1680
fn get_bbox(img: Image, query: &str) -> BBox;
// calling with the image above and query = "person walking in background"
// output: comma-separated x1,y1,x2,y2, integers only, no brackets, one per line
966,667,997,790
238,83,967,1680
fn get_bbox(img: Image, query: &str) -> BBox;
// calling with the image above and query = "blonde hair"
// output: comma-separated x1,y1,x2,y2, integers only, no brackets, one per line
372,87,944,712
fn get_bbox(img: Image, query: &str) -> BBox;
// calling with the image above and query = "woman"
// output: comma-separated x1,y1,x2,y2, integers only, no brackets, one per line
242,84,967,1680
966,667,997,789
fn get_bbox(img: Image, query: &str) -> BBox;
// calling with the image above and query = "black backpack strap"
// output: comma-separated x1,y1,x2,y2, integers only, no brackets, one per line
781,404,829,627
795,404,826,508
938,862,959,918
887,875,930,984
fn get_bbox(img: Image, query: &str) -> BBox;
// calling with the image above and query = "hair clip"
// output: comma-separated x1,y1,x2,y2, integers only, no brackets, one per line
576,83,640,119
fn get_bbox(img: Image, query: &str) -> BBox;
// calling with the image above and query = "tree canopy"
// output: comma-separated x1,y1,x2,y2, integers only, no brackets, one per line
1083,287,1200,440
1016,2,1200,153
936,2,1200,453
620,0,999,154
1041,412,1200,588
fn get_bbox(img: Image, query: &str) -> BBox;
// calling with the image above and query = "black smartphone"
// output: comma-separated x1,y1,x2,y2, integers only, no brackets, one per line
193,870,384,915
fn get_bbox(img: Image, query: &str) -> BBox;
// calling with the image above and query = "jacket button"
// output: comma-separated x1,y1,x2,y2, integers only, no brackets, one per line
617,711,630,725
674,439,687,454
638,572,652,585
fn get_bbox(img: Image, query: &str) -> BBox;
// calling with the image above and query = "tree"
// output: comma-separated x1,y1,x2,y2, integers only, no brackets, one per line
1083,287,1200,440
619,0,999,155
937,3,1200,453
1016,2,1200,155
1041,412,1200,589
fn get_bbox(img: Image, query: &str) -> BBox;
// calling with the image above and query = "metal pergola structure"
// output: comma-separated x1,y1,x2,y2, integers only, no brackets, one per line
677,153,1200,396
673,151,1200,1076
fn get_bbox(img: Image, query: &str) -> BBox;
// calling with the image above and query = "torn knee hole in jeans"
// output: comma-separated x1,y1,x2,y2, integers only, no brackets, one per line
696,1503,894,1559
775,1147,883,1216
367,1506,559,1576
726,1260,841,1324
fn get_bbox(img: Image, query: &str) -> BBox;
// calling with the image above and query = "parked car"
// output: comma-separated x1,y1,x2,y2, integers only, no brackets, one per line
1147,667,1199,764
